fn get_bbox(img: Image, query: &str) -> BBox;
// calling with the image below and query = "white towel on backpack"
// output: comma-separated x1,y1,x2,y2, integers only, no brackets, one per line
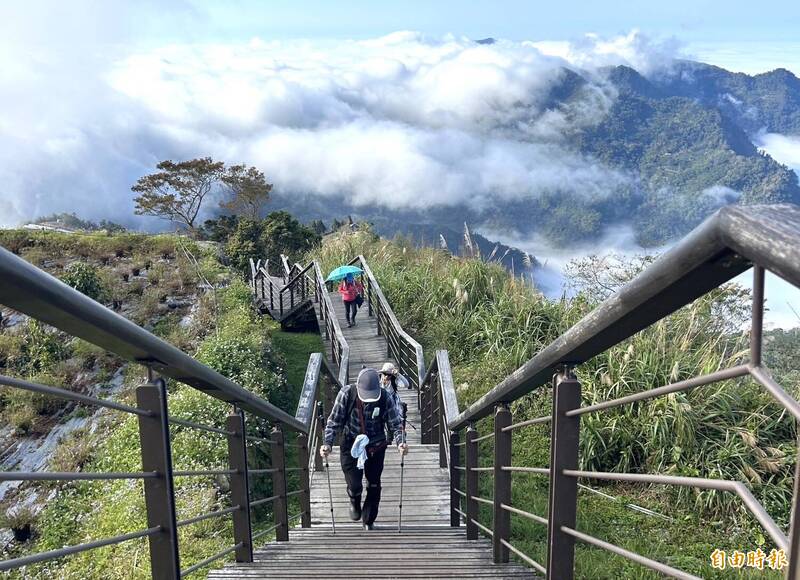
351,434,370,470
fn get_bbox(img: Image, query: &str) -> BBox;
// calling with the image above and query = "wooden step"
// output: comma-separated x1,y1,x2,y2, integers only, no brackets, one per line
209,527,536,579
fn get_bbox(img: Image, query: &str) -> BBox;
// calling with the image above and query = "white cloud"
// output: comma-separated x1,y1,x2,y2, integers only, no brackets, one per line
0,30,691,228
756,133,800,173
531,30,684,75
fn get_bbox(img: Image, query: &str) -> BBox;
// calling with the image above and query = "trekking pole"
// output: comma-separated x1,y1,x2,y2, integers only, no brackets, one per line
398,402,407,534
317,402,336,534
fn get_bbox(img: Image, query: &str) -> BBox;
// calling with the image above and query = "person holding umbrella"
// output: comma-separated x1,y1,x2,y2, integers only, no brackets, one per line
338,272,364,327
325,265,365,328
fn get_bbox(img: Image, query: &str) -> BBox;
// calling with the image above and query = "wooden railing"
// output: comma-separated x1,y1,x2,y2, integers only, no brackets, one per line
426,203,800,579
312,261,350,386
0,247,314,578
349,255,425,390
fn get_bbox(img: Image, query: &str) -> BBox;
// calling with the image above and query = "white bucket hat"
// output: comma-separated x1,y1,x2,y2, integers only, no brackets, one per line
380,362,398,376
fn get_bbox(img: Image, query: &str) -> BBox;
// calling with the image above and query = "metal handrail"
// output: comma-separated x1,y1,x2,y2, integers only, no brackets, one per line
450,204,800,430
350,255,425,389
0,245,304,430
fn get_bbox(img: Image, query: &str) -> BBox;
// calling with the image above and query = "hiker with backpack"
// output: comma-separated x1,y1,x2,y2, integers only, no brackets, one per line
380,362,417,440
320,368,409,530
337,273,364,327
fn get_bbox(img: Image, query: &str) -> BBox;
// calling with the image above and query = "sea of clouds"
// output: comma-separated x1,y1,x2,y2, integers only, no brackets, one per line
0,25,685,228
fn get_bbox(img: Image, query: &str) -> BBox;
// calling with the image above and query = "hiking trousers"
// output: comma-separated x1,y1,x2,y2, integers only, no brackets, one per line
344,299,358,324
340,444,386,525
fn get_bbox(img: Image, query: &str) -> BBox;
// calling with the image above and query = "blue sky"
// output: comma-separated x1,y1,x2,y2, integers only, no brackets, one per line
195,0,799,44
4,0,800,73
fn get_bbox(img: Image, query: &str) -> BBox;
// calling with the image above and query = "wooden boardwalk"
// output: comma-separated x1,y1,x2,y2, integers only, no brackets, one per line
213,269,534,579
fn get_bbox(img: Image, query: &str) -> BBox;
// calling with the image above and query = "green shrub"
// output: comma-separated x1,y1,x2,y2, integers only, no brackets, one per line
3,372,69,433
0,504,37,542
60,262,107,302
19,320,68,376
0,333,24,372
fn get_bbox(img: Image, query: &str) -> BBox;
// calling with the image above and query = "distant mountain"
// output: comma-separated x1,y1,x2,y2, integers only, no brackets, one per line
653,61,800,135
275,60,800,251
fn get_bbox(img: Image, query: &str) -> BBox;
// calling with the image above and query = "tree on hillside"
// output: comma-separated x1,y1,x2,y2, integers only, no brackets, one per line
225,212,321,275
309,219,327,236
202,214,240,242
132,157,225,231
220,164,273,219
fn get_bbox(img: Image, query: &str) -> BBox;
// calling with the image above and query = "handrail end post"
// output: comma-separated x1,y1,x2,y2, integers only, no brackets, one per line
298,433,312,528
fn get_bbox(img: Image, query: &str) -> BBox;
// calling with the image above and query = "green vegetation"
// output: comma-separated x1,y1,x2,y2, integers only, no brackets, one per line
223,212,321,275
271,330,326,409
30,212,126,233
313,228,795,579
0,226,321,578
60,262,108,302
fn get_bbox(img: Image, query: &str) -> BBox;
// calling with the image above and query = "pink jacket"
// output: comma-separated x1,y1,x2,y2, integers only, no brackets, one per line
338,280,363,302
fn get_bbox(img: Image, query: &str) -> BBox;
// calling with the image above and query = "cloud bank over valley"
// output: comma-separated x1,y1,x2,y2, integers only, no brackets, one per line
1,30,686,228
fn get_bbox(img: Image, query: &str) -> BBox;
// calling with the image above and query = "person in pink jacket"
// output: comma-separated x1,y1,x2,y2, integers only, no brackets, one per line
338,273,364,327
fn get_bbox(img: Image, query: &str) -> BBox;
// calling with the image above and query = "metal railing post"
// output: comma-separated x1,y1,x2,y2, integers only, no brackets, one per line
493,403,512,563
368,279,374,318
787,429,800,580
465,424,479,540
226,409,253,563
269,280,274,310
546,371,581,580
420,385,430,444
279,293,284,316
271,425,289,541
449,430,461,527
438,385,447,468
136,378,180,579
297,433,312,528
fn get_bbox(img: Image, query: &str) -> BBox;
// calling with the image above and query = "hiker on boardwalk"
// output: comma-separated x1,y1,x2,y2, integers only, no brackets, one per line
379,362,411,407
337,273,364,327
321,368,408,530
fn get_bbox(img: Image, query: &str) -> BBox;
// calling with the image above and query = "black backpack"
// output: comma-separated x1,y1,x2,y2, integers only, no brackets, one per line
343,385,388,440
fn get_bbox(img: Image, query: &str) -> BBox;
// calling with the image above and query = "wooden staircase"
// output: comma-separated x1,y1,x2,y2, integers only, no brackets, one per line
212,257,535,579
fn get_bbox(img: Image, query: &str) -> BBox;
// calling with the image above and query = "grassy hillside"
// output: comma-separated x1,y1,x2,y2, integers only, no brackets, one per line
314,228,794,579
0,230,321,578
